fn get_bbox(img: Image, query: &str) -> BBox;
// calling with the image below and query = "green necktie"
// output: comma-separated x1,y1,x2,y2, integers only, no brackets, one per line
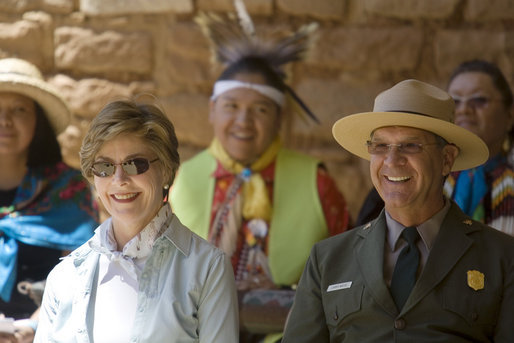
390,226,420,310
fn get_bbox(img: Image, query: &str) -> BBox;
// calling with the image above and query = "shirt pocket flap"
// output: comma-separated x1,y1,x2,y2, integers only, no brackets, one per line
443,285,500,327
323,282,364,326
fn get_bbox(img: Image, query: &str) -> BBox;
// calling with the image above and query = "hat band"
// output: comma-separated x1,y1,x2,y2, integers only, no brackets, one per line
211,80,285,106
384,110,429,116
0,70,34,78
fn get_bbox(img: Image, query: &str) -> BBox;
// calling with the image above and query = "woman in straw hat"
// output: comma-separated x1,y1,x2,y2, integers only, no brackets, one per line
0,58,97,342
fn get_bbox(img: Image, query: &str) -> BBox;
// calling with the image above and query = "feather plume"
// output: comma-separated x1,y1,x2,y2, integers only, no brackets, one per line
196,0,320,123
234,0,255,37
285,84,321,124
196,1,318,72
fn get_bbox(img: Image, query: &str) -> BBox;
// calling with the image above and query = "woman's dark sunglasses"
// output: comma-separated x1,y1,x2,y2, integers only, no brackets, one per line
91,158,159,177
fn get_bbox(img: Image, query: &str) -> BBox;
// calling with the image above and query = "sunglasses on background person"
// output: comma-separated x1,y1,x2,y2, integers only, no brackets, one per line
91,158,159,177
452,95,503,110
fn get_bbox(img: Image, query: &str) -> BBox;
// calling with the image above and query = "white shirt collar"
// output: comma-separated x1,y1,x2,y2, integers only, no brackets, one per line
89,203,173,278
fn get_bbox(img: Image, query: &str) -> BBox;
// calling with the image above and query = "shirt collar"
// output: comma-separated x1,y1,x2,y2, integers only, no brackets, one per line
160,214,192,257
386,198,451,252
90,203,172,260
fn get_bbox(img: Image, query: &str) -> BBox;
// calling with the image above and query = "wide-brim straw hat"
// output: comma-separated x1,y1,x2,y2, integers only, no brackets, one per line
332,79,489,171
0,58,70,134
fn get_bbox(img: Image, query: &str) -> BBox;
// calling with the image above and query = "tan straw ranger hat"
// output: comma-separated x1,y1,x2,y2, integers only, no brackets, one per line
332,79,489,171
0,58,70,135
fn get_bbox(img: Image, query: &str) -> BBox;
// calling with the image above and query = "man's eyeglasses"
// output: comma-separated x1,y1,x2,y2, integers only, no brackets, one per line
366,141,440,155
91,158,159,177
452,95,501,110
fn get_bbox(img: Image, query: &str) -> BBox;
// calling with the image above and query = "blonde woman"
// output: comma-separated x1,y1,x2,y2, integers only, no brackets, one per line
35,100,238,343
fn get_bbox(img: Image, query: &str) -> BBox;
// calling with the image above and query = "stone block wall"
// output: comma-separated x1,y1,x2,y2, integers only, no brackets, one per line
1,0,514,219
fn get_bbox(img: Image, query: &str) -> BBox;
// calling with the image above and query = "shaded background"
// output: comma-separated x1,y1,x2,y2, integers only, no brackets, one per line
1,0,513,219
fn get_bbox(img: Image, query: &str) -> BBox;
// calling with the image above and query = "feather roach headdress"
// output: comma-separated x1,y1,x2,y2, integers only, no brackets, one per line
196,0,320,123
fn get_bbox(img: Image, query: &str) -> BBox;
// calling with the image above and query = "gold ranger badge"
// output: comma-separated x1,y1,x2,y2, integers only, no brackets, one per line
467,270,485,291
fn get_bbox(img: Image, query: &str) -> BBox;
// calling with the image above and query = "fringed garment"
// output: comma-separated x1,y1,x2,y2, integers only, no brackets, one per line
444,154,514,235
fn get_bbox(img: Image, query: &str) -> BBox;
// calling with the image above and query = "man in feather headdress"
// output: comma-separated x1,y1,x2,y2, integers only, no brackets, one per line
170,1,351,341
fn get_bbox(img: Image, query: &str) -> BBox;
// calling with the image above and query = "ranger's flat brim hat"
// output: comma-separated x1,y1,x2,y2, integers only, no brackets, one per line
0,58,70,135
332,79,489,171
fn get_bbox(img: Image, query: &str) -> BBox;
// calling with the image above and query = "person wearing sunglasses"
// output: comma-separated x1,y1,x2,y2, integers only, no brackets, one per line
355,60,514,235
445,59,514,234
0,58,98,343
34,100,239,343
283,79,514,342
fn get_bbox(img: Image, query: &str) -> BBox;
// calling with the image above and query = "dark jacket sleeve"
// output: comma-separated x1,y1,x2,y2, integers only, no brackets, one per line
282,244,330,343
493,241,514,342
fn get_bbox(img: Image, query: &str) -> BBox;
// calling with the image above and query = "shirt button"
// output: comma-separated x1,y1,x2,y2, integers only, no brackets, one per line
394,318,406,330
